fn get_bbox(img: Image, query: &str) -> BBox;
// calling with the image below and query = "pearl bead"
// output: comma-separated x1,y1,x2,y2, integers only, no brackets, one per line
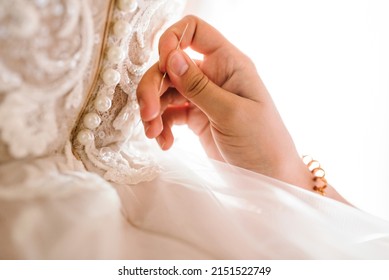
77,129,94,146
102,69,120,86
117,0,138,12
107,46,125,64
113,20,131,37
94,95,112,112
83,112,101,129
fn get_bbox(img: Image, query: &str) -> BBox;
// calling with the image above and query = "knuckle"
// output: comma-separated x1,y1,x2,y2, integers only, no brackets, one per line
184,72,209,99
183,14,195,21
183,14,199,24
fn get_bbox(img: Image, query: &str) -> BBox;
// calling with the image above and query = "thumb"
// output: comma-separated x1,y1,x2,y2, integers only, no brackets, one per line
166,50,235,121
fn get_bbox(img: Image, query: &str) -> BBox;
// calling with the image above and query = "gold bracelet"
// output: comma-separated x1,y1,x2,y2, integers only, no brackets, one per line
302,155,328,196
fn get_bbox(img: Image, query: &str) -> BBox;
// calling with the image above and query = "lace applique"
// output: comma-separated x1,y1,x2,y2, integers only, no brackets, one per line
84,145,159,184
0,94,58,158
0,0,102,160
0,0,185,184
72,0,185,185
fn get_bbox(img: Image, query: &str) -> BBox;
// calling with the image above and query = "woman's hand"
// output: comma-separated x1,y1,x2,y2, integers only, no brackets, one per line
137,15,344,200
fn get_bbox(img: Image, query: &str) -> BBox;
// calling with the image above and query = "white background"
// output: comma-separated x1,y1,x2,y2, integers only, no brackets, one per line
1,260,388,280
180,0,389,221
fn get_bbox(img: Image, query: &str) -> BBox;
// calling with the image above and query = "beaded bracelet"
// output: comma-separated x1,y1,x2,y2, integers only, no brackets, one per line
302,155,328,196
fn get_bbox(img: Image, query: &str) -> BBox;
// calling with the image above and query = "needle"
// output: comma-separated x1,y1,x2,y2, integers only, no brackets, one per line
136,23,189,128
158,23,189,94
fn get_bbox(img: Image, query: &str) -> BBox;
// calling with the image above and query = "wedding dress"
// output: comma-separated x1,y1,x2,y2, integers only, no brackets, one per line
1,0,389,259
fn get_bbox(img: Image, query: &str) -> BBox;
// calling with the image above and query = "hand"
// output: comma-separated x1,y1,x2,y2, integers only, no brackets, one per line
137,15,336,197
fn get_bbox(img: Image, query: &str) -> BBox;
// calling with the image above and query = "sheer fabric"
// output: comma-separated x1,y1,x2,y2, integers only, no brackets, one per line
1,144,389,259
1,0,389,259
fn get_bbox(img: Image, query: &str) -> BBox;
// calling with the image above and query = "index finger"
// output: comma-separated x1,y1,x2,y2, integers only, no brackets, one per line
158,15,233,73
136,62,170,122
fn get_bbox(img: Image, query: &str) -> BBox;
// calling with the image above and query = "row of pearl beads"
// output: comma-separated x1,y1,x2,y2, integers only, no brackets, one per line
76,111,103,145
96,46,126,112
114,0,138,37
77,0,138,146
96,0,138,108
96,0,137,106
117,0,138,13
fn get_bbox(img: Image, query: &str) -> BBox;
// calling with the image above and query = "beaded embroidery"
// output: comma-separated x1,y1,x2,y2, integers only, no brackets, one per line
0,0,185,184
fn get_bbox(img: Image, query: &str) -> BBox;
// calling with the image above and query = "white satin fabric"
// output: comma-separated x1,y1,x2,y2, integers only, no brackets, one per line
1,142,389,259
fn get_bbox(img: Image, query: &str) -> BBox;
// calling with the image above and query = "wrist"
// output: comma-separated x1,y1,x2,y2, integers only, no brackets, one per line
273,155,351,205
273,155,314,192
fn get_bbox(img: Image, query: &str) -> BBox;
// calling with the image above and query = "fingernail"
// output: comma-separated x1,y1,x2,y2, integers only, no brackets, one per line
169,50,189,76
144,122,150,134
156,136,166,149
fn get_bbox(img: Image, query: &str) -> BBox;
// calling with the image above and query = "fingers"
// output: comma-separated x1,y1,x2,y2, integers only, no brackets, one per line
144,116,163,139
159,88,188,112
147,89,187,138
137,63,189,139
166,49,238,124
136,62,171,122
138,15,246,149
158,15,233,73
157,106,189,150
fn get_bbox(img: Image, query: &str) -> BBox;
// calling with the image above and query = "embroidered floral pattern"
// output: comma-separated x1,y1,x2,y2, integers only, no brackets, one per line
0,94,58,158
0,0,184,184
0,0,95,159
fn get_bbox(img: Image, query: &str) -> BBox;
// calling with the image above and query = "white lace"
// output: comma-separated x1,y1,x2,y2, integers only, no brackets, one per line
0,0,95,160
0,0,185,184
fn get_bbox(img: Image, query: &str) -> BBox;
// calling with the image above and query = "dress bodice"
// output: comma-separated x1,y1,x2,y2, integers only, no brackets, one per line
0,0,185,183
